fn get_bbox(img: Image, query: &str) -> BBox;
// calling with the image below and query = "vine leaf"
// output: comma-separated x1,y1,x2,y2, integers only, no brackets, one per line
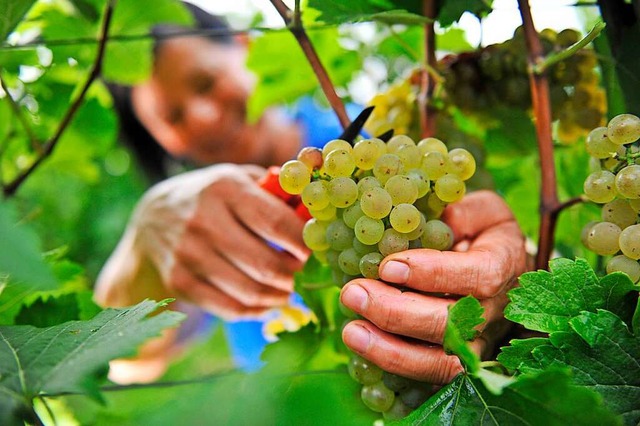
505,258,637,333
443,295,484,373
0,300,184,425
397,369,618,426
0,0,36,41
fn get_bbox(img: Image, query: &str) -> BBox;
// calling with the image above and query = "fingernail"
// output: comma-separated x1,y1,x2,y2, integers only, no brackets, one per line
380,260,409,283
344,324,370,353
341,284,368,312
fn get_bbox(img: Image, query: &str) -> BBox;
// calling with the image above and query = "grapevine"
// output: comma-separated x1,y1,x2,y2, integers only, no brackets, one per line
279,132,476,418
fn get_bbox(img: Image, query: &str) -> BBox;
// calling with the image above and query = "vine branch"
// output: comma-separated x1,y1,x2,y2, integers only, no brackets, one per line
517,0,558,270
418,0,438,138
2,0,116,198
269,0,350,129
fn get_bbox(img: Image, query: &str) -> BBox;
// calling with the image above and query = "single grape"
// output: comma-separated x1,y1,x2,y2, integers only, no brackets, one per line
606,255,640,283
619,224,640,259
585,127,618,159
348,355,384,385
580,221,598,249
421,219,454,250
406,168,430,198
435,174,466,203
309,203,337,221
357,176,382,197
353,138,386,170
386,134,416,153
297,146,323,171
601,199,638,229
382,372,411,392
615,165,640,199
354,216,385,245
373,154,404,185
446,148,476,181
279,160,311,194
343,201,365,228
583,170,616,203
359,252,384,279
360,187,393,219
322,139,352,157
587,221,621,256
629,198,640,213
417,137,448,155
383,398,413,421
361,381,395,413
324,149,356,178
399,383,435,409
326,219,355,251
390,203,422,233
352,237,378,255
421,151,448,180
302,219,330,251
338,248,362,276
301,180,330,210
403,213,427,240
328,177,358,207
385,175,419,205
396,145,422,169
378,228,410,256
607,113,640,145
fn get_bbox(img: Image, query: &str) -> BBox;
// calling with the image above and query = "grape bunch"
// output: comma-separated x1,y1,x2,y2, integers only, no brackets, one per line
366,76,419,139
581,113,640,283
440,27,606,143
279,134,476,418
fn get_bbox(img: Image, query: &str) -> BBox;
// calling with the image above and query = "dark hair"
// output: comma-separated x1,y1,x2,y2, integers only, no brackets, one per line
106,2,233,183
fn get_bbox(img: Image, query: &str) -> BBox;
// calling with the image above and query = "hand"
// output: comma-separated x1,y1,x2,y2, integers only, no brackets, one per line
95,163,309,320
340,190,528,385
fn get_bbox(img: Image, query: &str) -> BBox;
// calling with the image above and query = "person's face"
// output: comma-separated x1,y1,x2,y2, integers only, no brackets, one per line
132,36,261,165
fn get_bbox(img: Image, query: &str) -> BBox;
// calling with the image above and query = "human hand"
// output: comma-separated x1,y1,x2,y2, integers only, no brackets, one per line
339,190,528,385
95,163,309,320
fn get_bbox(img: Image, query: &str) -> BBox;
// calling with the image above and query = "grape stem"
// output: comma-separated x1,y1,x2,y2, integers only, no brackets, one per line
2,0,116,198
418,0,438,138
269,0,350,130
517,0,558,270
533,21,606,75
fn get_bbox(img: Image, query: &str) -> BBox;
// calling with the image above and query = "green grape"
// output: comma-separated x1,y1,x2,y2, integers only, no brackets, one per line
309,203,337,221
619,224,640,259
385,175,419,205
328,177,358,207
383,398,413,421
421,219,454,250
359,252,384,279
354,216,385,245
606,255,640,283
580,221,598,249
325,249,340,269
386,134,416,153
587,221,621,256
615,165,640,199
373,154,404,185
360,187,393,219
279,160,311,194
322,139,352,157
297,146,323,171
396,145,422,169
357,176,382,197
607,113,640,145
390,203,422,233
585,127,618,159
302,219,330,251
399,383,434,409
583,170,616,203
353,237,379,255
338,248,362,276
601,199,638,229
421,151,449,180
435,174,466,203
629,198,640,213
313,250,328,265
353,138,386,170
382,372,411,392
446,148,476,181
403,213,427,240
378,228,410,256
301,180,330,210
349,354,383,385
417,137,448,155
406,169,430,198
343,201,365,228
326,219,355,251
324,149,356,178
361,381,395,413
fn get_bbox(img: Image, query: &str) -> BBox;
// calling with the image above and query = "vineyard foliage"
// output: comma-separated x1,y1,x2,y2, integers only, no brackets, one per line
1,0,640,424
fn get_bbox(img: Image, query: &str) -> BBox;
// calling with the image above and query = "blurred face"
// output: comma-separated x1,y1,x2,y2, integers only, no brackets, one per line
131,36,264,165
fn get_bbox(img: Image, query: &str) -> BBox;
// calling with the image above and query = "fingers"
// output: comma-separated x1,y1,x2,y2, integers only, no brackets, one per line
378,220,525,299
169,266,272,321
340,279,509,344
183,200,301,292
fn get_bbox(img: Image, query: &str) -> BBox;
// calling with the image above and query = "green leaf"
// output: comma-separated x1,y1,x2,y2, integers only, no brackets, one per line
0,202,57,291
307,0,424,24
398,369,619,426
505,258,637,333
0,300,184,424
436,0,493,27
497,337,547,373
293,255,342,331
0,0,36,41
14,290,100,327
443,296,484,374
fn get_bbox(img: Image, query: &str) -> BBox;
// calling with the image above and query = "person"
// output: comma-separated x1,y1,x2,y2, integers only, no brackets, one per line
95,1,528,385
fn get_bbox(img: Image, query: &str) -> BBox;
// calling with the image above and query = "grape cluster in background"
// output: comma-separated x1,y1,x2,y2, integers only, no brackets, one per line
278,134,476,419
440,27,606,143
582,113,640,282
